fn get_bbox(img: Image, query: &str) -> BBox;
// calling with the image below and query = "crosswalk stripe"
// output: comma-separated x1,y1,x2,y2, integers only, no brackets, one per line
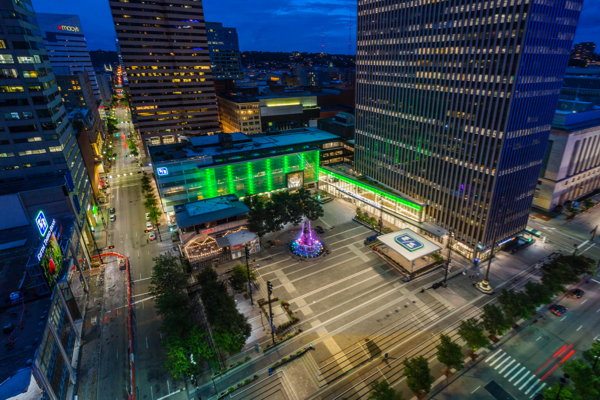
519,374,536,391
524,380,541,395
514,370,531,385
530,383,546,398
508,366,527,382
504,363,521,378
499,359,516,373
489,353,507,366
487,349,504,363
495,356,512,370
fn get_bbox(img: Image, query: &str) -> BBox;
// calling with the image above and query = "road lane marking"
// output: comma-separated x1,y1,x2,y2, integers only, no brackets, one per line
591,279,600,284
509,366,527,382
577,325,583,331
146,337,148,349
495,356,512,370
489,352,507,366
525,381,541,395
582,300,587,304
536,336,542,341
577,240,590,248
504,363,521,378
581,243,596,254
514,370,531,385
471,385,481,393
499,359,516,373
560,316,567,321
486,349,504,363
519,374,536,391
530,383,546,398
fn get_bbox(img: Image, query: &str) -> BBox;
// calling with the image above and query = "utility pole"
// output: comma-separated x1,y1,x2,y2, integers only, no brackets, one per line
267,281,275,344
245,244,253,305
443,230,454,286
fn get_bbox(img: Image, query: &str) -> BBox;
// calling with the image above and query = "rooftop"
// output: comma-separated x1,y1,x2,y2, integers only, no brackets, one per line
217,94,258,103
174,194,249,228
150,128,341,164
553,100,600,131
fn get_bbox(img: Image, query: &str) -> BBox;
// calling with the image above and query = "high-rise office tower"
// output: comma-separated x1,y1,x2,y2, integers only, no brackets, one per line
355,0,583,260
0,0,92,229
206,22,243,81
109,0,220,146
36,13,101,102
571,42,596,62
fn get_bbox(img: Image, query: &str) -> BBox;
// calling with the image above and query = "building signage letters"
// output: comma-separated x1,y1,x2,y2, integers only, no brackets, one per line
36,211,48,237
157,167,168,176
394,233,424,252
58,25,80,32
202,228,214,235
136,106,157,110
36,219,57,262
336,187,381,209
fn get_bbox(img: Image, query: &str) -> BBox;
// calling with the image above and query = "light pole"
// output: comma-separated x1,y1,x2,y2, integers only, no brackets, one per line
244,244,253,305
476,198,504,294
555,373,570,400
443,229,454,286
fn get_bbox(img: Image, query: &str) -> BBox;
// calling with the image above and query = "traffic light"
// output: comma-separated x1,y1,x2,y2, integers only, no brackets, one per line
267,281,273,296
108,245,115,249
169,226,174,232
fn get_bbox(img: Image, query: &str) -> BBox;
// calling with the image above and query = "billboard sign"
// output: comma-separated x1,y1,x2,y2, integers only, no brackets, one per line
394,233,424,252
157,167,169,176
286,170,304,189
39,230,64,288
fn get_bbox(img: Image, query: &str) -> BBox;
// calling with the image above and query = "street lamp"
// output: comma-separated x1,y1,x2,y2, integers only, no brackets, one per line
443,229,454,286
555,373,570,400
244,244,253,305
477,198,504,295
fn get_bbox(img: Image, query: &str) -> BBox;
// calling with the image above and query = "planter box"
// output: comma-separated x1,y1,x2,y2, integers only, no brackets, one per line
269,346,314,373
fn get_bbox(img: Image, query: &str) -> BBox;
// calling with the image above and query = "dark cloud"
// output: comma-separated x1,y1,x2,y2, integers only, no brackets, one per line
31,0,595,54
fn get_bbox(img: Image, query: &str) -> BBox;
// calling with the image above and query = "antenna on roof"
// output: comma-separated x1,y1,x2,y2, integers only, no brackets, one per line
321,26,325,54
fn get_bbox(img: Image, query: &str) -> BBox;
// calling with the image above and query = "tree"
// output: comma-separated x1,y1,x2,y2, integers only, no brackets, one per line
542,382,573,400
148,206,162,227
368,380,405,400
542,270,567,296
199,270,251,354
457,318,488,359
144,192,158,210
430,252,444,265
243,194,270,238
141,175,152,193
296,188,324,221
563,359,600,399
498,289,535,323
272,191,303,225
481,304,511,337
563,254,595,277
583,341,600,373
228,264,256,293
525,281,554,307
126,138,139,157
436,334,464,377
402,356,434,395
164,325,214,379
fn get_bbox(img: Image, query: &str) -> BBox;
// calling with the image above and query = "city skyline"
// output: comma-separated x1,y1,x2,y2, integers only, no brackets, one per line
30,0,599,55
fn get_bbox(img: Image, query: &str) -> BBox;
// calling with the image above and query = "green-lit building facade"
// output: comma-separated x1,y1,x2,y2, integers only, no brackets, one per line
150,129,339,216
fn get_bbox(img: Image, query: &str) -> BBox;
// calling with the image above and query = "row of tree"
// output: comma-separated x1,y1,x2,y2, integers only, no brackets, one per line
243,188,324,237
141,174,162,228
197,268,252,354
364,254,596,399
149,252,214,379
126,138,139,158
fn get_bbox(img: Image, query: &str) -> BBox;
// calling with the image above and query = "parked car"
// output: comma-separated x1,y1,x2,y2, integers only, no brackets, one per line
149,232,156,240
550,305,567,316
109,207,116,214
315,226,325,234
145,212,150,221
118,258,126,267
110,215,116,222
146,221,153,230
567,288,585,299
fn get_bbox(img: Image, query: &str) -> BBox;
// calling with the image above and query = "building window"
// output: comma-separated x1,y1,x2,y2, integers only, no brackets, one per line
19,149,47,156
17,55,40,64
1,68,17,78
22,70,38,78
0,85,23,92
0,54,14,64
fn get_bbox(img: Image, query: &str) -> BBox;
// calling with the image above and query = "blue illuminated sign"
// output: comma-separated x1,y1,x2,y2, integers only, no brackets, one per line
394,233,424,252
36,211,48,237
157,167,168,176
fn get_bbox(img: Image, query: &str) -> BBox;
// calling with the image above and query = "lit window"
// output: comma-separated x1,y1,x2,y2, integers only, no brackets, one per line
0,54,14,64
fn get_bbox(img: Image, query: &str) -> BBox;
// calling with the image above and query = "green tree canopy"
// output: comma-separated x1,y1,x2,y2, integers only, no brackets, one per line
457,318,488,358
542,382,573,400
243,194,269,238
403,356,434,395
525,281,554,307
148,206,162,226
481,304,511,337
296,188,324,221
563,359,600,399
498,289,535,323
583,341,600,372
368,380,405,400
228,264,256,293
436,334,464,376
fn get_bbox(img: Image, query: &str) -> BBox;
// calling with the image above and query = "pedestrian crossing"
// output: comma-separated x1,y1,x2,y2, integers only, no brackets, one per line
485,349,547,399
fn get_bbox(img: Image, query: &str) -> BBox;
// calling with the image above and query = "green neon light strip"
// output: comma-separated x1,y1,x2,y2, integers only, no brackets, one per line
205,169,217,198
284,155,289,174
247,161,254,195
227,165,235,194
321,169,422,211
266,158,273,192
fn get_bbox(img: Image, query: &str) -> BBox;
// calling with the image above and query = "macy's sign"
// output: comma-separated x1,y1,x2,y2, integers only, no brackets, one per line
58,25,80,32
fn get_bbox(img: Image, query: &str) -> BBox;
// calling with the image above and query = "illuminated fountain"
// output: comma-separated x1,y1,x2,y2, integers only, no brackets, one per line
290,221,325,258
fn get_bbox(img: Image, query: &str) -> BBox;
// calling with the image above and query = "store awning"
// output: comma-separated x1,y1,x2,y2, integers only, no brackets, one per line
377,229,442,262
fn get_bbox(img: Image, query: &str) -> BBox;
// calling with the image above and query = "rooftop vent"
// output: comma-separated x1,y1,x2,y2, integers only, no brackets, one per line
218,132,233,149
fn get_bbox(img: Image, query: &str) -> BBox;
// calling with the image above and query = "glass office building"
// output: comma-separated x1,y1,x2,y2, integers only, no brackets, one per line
355,0,583,259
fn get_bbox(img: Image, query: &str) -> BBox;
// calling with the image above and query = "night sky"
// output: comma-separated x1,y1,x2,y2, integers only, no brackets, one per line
31,0,598,55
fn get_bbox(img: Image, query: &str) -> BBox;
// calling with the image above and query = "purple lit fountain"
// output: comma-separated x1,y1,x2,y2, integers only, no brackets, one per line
290,221,325,258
